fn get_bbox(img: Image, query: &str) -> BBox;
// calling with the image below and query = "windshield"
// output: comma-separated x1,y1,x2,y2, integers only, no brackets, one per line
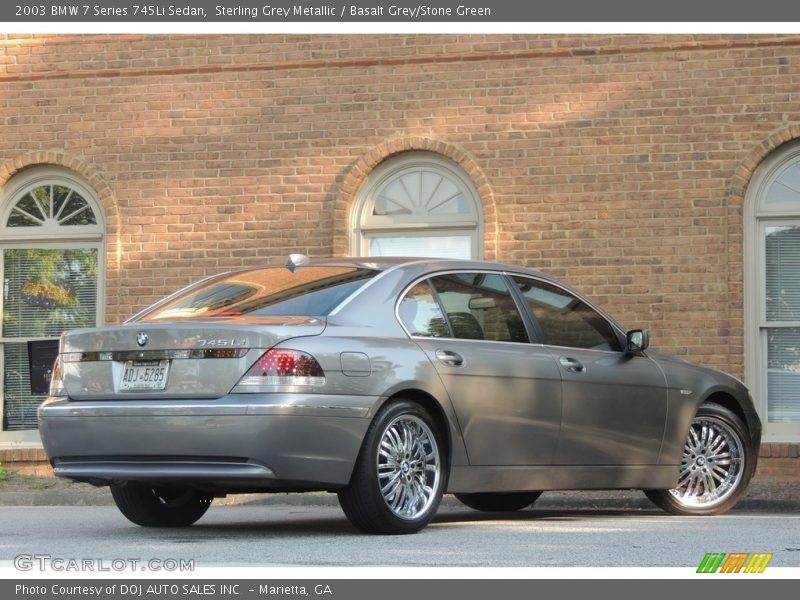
139,266,378,321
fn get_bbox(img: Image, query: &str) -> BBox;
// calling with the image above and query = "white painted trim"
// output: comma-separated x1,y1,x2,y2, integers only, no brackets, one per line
0,167,105,237
744,141,800,440
0,431,42,447
350,151,484,259
0,167,106,440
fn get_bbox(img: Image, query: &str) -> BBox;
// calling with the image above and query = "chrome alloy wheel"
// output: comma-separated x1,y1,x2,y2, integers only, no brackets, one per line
668,415,745,509
376,414,441,521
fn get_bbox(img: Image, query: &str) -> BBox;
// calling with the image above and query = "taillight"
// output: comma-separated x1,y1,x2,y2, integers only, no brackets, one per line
237,349,325,388
49,356,65,396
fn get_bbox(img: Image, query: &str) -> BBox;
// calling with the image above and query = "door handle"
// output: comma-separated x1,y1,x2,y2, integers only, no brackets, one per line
559,356,586,373
436,349,465,367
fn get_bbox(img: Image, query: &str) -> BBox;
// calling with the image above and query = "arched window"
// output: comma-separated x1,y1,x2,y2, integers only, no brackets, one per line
745,142,800,441
352,152,483,259
0,168,104,440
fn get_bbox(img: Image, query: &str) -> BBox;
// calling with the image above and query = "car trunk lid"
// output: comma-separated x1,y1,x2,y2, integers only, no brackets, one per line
59,316,325,400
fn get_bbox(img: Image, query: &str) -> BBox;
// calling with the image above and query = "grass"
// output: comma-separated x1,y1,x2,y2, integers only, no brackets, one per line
0,468,61,490
28,479,57,490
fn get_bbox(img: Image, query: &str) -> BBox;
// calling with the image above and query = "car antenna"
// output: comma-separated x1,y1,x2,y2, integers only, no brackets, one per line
286,253,311,272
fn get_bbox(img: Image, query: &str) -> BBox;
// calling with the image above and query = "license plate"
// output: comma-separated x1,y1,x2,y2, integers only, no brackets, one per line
120,360,170,391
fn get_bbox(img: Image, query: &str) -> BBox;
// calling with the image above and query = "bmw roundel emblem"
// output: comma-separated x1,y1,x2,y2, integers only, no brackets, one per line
136,332,148,347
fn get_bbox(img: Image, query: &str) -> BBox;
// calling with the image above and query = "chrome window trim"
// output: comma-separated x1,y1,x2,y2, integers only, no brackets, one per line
395,268,627,352
508,273,627,349
395,268,529,342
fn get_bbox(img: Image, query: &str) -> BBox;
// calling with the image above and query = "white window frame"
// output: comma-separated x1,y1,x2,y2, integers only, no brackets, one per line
744,142,800,442
0,167,105,445
351,152,483,259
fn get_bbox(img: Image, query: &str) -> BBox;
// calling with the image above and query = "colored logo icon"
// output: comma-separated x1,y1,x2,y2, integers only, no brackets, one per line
697,553,773,573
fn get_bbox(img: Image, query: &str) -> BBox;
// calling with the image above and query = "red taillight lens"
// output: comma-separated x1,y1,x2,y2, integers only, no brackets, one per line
49,356,65,396
237,349,325,388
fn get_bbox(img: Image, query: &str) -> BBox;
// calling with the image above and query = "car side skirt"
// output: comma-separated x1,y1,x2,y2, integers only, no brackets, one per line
447,465,679,493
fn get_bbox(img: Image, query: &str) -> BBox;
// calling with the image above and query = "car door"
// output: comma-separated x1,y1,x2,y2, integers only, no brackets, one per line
510,275,668,466
398,272,562,466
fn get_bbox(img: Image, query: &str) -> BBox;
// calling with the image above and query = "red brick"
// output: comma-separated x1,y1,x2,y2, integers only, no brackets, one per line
0,37,799,471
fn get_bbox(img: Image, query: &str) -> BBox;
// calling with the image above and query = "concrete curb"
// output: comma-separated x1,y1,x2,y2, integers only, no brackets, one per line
1,488,797,512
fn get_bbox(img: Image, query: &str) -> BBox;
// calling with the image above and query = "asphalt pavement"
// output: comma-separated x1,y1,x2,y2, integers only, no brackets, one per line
1,504,798,568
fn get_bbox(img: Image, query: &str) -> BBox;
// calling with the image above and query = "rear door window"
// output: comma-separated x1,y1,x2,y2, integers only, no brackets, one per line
397,281,449,337
430,273,529,343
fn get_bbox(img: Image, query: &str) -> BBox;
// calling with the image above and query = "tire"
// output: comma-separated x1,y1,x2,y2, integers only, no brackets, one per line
644,402,755,516
110,482,213,527
455,491,542,512
338,400,446,535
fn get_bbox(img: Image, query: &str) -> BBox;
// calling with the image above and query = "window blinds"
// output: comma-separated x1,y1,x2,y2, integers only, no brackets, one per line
765,226,800,423
2,248,97,430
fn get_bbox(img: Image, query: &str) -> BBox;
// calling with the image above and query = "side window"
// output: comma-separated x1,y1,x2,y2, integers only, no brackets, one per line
398,281,449,337
512,276,621,351
430,273,529,343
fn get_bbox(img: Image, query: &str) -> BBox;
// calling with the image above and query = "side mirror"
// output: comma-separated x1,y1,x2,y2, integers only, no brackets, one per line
626,329,649,354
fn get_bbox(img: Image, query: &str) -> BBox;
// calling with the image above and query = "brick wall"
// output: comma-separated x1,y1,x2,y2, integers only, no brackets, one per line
3,33,798,372
1,447,798,482
0,448,51,476
1,34,800,475
757,444,800,482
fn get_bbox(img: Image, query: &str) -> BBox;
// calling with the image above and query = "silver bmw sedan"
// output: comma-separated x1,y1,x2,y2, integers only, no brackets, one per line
39,256,761,534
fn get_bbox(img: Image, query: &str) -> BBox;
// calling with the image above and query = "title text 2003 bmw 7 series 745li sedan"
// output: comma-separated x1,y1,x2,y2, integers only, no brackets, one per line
39,256,761,534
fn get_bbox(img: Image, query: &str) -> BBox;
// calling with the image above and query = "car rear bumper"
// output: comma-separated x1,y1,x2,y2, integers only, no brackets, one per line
38,393,378,491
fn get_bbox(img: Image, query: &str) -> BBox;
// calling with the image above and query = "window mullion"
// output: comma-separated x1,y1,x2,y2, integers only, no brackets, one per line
1,169,105,435
354,152,482,259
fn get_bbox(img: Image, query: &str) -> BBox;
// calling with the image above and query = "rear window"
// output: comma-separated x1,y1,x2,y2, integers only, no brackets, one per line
140,267,378,321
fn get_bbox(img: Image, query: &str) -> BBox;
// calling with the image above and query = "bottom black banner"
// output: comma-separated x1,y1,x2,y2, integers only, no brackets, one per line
1,579,790,600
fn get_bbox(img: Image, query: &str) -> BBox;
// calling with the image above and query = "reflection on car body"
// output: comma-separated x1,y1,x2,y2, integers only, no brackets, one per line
39,256,761,534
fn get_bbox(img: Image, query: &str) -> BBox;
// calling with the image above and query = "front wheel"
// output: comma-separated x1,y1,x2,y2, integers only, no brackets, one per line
455,491,542,512
644,402,755,516
110,483,212,527
338,400,446,534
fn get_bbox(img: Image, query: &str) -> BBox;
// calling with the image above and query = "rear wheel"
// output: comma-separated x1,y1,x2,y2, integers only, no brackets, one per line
338,400,446,534
110,483,212,527
455,491,542,512
644,402,755,516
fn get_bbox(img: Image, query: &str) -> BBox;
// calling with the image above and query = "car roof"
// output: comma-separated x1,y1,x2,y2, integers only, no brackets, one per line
305,256,626,335
200,255,566,297
301,256,554,279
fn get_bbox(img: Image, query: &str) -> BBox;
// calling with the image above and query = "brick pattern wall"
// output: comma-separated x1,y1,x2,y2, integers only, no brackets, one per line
757,444,800,482
1,447,797,481
0,448,52,476
3,33,798,373
1,34,800,475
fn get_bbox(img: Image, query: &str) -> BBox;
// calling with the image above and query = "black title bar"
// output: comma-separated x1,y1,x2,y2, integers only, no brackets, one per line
2,0,798,22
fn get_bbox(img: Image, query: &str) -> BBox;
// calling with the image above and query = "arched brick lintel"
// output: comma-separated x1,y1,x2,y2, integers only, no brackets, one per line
333,135,497,259
0,149,121,323
730,124,800,205
0,149,119,237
